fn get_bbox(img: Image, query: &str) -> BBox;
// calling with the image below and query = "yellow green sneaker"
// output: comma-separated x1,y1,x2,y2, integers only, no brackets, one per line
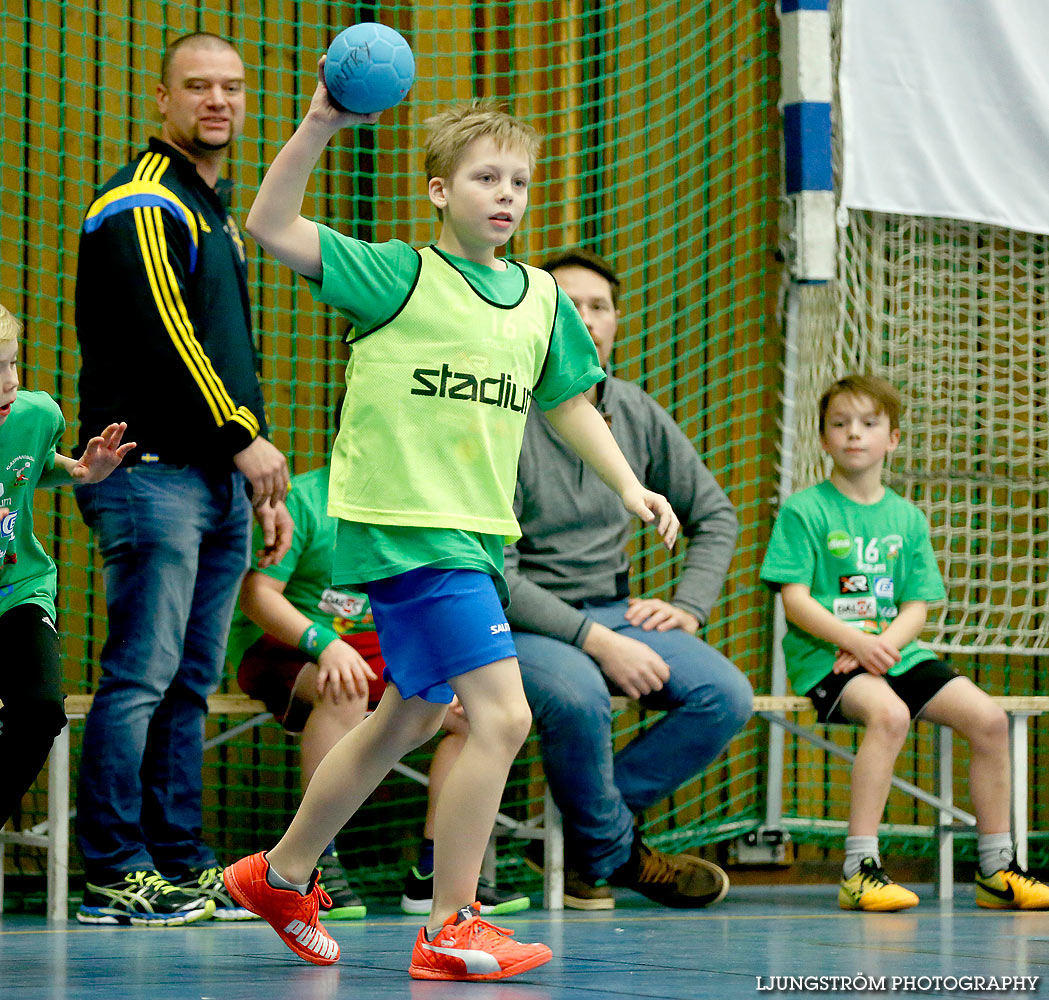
838,858,919,912
975,862,1049,910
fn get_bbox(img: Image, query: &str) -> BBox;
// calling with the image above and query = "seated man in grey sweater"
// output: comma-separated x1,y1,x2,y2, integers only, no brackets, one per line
507,248,753,910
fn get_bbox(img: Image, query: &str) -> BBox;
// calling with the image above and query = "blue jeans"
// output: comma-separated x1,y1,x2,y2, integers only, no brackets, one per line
513,600,753,880
74,464,251,878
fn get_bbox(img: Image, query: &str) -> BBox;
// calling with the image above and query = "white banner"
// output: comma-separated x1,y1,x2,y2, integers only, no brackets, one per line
840,0,1049,234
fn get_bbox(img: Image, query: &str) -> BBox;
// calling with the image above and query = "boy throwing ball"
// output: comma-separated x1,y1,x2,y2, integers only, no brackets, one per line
222,63,679,980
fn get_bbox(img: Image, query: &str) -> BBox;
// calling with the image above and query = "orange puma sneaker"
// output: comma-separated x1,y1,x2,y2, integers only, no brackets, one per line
408,903,551,981
223,852,340,965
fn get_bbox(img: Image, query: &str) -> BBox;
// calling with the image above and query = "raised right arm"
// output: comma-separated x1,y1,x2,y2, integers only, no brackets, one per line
246,61,379,280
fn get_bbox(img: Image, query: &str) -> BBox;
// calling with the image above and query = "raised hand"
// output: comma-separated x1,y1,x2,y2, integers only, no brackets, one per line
69,422,136,483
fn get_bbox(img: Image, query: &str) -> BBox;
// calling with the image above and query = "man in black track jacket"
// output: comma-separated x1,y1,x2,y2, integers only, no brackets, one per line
72,33,290,927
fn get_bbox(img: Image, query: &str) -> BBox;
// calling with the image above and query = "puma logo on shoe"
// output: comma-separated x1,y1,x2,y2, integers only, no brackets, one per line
420,941,502,975
284,918,339,961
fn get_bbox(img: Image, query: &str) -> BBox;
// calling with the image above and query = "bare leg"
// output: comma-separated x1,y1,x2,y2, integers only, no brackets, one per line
838,674,912,836
296,662,369,792
268,684,446,884
428,657,531,935
920,677,1010,834
423,706,469,839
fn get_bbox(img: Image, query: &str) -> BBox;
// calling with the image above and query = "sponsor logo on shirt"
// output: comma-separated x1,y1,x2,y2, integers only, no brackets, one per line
490,622,511,636
318,588,367,618
883,534,904,560
833,596,877,620
839,574,869,594
873,576,894,599
6,455,33,486
225,215,246,262
411,363,533,414
826,529,851,558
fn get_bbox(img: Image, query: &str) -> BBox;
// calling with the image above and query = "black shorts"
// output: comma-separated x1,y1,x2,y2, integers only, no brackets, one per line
806,658,960,724
0,602,64,707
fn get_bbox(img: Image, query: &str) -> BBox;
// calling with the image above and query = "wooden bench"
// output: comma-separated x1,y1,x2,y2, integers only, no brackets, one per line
752,694,1049,898
0,693,273,921
6,692,1046,919
512,694,1049,910
0,691,556,919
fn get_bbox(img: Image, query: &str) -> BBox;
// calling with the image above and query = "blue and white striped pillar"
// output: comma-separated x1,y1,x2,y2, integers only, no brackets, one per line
780,0,835,281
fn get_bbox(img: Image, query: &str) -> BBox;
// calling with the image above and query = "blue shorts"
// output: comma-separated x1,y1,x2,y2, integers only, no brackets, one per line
365,567,517,703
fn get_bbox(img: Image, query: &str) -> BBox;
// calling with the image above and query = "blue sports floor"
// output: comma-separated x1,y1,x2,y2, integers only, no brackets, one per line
2,885,1047,1000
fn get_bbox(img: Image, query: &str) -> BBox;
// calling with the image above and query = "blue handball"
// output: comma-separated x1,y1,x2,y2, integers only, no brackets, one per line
323,22,415,114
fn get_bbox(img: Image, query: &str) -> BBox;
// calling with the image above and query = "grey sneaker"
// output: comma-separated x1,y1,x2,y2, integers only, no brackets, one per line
316,852,367,920
77,870,216,926
167,865,260,921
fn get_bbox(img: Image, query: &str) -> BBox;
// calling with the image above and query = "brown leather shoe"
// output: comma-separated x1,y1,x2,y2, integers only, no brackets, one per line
608,838,729,908
564,870,615,910
521,841,615,910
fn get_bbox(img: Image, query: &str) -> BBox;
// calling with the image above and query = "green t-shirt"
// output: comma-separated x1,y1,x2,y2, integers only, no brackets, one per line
308,229,605,599
0,390,64,619
225,465,373,669
760,480,946,695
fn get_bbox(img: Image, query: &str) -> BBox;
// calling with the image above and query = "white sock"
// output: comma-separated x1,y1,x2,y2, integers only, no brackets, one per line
977,833,1014,878
843,836,880,879
264,854,310,895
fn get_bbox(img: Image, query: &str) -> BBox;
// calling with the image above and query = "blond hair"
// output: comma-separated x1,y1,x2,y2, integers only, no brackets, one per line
0,303,23,344
424,98,541,184
818,374,902,435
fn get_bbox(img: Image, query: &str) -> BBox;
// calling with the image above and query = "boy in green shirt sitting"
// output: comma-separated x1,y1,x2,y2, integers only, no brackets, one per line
761,374,1049,912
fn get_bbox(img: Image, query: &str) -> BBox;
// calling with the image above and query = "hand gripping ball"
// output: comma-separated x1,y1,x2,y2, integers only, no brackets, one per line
323,23,415,114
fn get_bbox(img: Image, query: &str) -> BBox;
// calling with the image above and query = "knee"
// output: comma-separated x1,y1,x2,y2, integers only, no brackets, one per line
721,670,754,728
399,709,446,750
498,698,534,754
505,700,533,748
525,672,610,733
475,698,533,758
967,704,1009,753
865,700,911,743
0,699,66,744
310,690,368,730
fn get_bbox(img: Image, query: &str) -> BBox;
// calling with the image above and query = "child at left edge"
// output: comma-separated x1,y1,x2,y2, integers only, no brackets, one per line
221,65,680,980
0,301,135,828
